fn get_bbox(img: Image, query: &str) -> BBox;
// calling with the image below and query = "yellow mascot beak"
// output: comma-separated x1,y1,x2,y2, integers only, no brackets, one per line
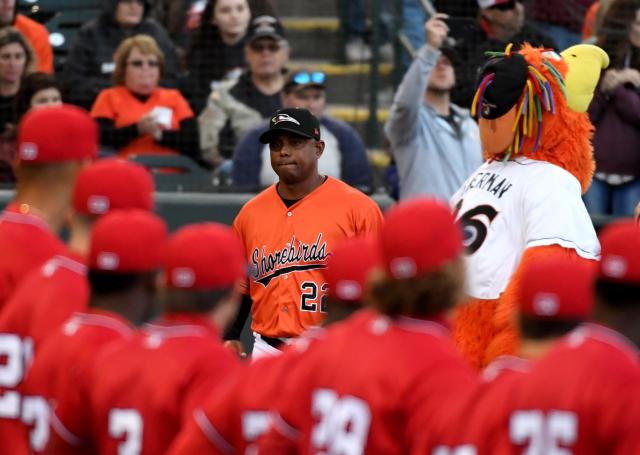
560,44,610,112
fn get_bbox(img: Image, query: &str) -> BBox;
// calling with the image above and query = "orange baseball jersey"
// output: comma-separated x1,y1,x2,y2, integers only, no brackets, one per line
167,327,329,455
233,177,384,337
23,310,134,453
485,324,640,454
258,310,477,454
0,253,87,452
0,203,66,313
86,313,240,455
90,86,194,157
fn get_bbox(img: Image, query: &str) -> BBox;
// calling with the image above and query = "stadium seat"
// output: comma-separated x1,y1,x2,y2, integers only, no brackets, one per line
127,154,217,193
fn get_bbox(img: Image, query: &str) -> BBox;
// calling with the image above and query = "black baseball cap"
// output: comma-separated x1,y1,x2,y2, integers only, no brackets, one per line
259,108,321,144
439,45,458,67
247,15,286,43
476,51,528,119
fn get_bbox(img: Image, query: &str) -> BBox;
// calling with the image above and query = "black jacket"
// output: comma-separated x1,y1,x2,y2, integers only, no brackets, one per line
63,0,181,110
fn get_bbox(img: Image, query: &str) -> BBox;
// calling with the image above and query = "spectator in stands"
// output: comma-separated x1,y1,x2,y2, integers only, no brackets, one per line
385,15,482,201
583,0,613,43
63,0,181,110
199,15,288,167
90,35,198,159
453,0,556,108
0,0,52,73
584,0,640,216
0,27,32,182
15,72,62,122
233,70,373,192
186,0,252,113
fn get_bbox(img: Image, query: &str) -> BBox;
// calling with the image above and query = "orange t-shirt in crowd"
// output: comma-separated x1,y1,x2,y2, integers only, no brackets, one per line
582,2,600,41
233,177,384,338
90,86,194,157
14,14,53,73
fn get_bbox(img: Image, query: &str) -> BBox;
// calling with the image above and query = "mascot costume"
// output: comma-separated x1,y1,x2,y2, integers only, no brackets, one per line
451,43,609,368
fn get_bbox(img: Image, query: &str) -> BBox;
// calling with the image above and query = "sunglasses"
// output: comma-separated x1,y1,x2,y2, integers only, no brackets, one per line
127,59,160,68
292,71,326,85
250,42,281,53
488,0,517,11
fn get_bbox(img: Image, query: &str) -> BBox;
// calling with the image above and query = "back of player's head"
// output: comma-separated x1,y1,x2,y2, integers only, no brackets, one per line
595,220,640,309
517,255,595,340
88,209,168,298
323,236,381,321
371,198,464,318
161,223,246,314
73,158,155,217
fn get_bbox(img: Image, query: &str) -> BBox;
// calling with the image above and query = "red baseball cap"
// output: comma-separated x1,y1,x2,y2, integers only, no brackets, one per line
381,198,463,279
89,210,168,273
324,236,381,303
598,220,640,283
163,223,246,291
17,104,98,163
519,256,595,319
73,158,155,216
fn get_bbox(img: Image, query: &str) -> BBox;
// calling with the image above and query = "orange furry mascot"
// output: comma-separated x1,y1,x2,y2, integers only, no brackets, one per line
450,43,609,369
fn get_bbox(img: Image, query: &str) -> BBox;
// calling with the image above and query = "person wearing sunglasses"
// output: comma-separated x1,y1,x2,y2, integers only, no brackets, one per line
199,15,289,168
451,0,557,109
62,0,181,111
232,69,373,193
90,35,199,159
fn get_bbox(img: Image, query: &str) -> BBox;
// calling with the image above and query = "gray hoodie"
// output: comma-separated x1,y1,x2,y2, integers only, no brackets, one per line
385,45,483,201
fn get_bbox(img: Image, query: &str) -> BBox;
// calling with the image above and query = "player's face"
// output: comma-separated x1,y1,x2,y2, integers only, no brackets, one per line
428,55,455,92
269,132,323,184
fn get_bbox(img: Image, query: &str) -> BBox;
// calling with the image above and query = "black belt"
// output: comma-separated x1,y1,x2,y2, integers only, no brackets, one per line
260,334,286,349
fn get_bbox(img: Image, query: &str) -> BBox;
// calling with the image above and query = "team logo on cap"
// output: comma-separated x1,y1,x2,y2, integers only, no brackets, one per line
19,142,38,160
533,293,560,316
172,267,195,288
272,113,300,126
336,280,361,301
481,101,497,117
97,252,119,270
602,255,627,279
88,195,110,215
389,257,417,279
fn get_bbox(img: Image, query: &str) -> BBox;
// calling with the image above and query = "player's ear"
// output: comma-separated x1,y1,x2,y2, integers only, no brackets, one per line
315,140,325,158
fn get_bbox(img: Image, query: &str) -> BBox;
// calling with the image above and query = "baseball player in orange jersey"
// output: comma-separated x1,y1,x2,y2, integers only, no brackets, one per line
81,223,246,454
258,198,477,454
0,158,155,452
229,107,383,358
21,210,167,454
0,105,98,454
166,236,381,455
425,254,596,454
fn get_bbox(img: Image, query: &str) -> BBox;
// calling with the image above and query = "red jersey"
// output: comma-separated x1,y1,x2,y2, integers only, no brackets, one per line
233,177,384,337
167,327,328,455
259,310,477,454
488,324,640,454
87,313,240,454
0,203,66,312
23,310,134,453
0,253,87,452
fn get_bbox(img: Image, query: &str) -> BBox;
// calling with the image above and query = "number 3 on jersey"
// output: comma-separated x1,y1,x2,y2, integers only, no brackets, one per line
109,408,143,455
453,199,498,254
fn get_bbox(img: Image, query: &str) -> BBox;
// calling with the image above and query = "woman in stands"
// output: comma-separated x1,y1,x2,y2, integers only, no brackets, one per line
185,0,251,112
0,27,34,182
90,34,199,159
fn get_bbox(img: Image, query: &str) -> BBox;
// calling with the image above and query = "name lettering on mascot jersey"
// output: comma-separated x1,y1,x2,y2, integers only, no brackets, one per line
461,171,513,199
252,233,328,287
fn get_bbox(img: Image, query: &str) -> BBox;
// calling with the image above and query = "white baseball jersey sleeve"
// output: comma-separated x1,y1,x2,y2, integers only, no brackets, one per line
451,157,600,300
